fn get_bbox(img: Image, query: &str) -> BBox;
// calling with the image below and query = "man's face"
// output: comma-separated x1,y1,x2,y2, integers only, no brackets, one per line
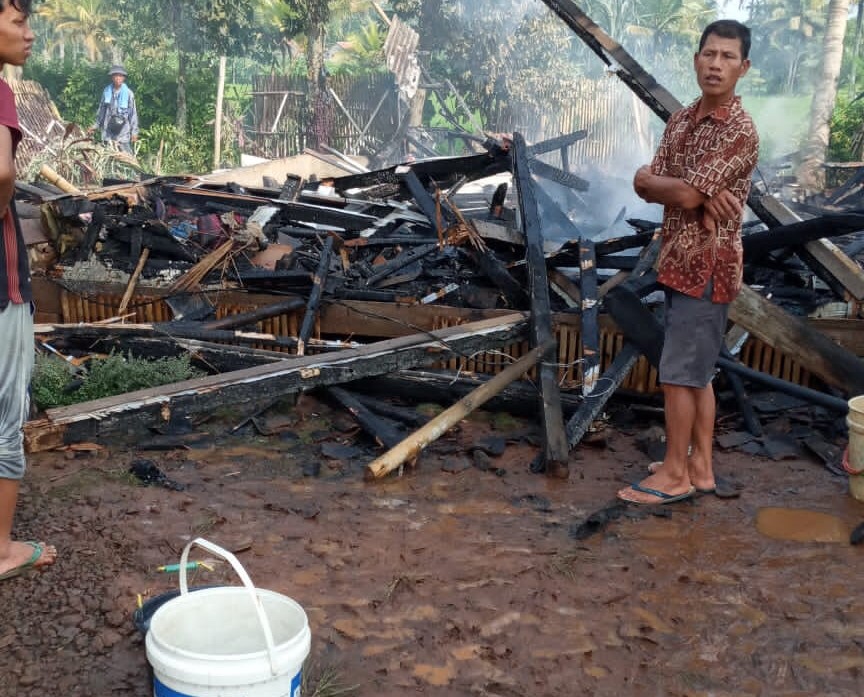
112,74,126,88
0,5,34,67
694,33,750,100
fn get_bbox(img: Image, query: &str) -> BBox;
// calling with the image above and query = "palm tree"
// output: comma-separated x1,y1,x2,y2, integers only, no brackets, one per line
37,0,119,63
798,0,851,190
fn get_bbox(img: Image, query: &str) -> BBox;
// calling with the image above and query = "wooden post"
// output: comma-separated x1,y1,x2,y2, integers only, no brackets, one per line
365,340,552,480
512,132,570,477
578,239,600,395
326,386,404,449
214,56,227,170
118,248,149,319
297,236,334,356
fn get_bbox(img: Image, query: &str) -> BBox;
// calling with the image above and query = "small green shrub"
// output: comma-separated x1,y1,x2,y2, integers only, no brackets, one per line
32,352,203,411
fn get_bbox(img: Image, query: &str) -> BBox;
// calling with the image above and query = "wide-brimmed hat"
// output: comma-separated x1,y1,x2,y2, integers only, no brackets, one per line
108,64,127,77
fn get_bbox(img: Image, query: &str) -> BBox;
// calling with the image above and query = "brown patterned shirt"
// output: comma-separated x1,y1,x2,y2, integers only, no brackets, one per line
652,96,759,303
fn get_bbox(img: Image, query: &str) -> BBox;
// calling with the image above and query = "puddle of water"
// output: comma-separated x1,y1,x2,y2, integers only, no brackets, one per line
756,507,850,543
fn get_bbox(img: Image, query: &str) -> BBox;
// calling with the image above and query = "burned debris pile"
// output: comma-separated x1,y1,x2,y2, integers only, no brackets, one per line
16,2,864,480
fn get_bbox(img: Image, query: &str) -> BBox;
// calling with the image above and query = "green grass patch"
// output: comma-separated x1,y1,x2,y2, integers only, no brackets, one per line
32,352,203,411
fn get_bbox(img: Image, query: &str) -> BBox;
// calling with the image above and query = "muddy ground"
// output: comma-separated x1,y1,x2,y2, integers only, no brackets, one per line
1,392,863,697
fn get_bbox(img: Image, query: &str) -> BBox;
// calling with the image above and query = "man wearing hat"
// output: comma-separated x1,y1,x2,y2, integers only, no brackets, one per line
92,64,139,154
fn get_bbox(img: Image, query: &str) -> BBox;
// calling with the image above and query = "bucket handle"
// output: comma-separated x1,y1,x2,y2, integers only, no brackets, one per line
179,538,280,676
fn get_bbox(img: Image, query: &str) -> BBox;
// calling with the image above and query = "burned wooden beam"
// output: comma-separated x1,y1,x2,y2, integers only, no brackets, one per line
578,239,600,395
202,297,307,331
77,203,106,261
353,369,586,417
604,283,856,411
527,130,589,157
364,243,438,288
297,237,334,356
742,213,864,258
528,158,590,192
729,284,864,395
512,132,570,477
349,392,429,427
566,343,641,447
166,185,381,233
329,148,511,195
326,386,404,449
25,313,529,452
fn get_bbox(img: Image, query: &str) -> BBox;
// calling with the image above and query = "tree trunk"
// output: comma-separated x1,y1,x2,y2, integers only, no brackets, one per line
306,21,326,145
214,56,227,170
798,0,851,192
177,50,188,134
851,1,863,92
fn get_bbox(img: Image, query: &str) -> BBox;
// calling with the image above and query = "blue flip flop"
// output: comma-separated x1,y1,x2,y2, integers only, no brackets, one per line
0,542,46,581
619,482,696,505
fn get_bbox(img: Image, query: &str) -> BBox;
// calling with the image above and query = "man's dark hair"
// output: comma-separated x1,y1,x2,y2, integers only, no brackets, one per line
0,0,35,15
698,20,751,60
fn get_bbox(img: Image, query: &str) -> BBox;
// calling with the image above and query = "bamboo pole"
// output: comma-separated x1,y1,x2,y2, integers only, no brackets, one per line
118,247,149,318
365,339,553,480
39,164,81,194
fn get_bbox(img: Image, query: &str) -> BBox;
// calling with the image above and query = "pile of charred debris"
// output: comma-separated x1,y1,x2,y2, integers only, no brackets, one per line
17,1,864,479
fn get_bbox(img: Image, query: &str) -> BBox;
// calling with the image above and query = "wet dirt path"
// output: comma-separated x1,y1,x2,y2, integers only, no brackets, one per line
1,401,863,696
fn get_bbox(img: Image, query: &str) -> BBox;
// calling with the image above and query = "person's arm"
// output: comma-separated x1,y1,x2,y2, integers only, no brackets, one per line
634,165,707,209
0,124,14,219
92,99,107,135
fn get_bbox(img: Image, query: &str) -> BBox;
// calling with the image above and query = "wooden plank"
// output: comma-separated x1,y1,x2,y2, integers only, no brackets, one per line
566,343,640,447
756,195,864,300
512,132,570,476
728,284,864,394
578,239,600,395
297,237,334,356
25,313,529,452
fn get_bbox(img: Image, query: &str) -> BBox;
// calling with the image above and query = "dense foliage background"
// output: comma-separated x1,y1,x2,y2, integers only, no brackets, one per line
17,1,864,174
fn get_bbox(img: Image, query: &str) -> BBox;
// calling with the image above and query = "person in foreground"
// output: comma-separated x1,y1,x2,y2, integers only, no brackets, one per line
619,19,759,505
0,0,58,579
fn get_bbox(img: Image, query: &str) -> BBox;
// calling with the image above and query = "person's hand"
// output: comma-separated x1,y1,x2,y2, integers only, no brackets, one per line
704,189,741,223
131,134,138,143
633,165,652,199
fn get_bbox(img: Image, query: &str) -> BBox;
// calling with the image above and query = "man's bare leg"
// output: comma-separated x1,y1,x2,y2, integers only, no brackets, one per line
687,384,716,491
618,384,695,503
0,479,56,576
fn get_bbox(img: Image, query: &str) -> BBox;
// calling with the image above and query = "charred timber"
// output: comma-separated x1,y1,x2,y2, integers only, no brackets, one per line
512,132,570,476
297,237,335,356
25,313,529,451
325,386,405,449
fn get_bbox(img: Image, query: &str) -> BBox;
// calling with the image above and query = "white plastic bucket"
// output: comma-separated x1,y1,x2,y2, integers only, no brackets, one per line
145,538,311,697
845,396,864,502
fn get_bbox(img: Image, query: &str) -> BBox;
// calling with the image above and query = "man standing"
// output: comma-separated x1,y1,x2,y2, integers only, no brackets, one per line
0,0,57,580
619,20,759,505
93,64,139,154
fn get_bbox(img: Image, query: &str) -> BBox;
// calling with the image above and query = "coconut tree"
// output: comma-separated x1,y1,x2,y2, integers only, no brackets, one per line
798,0,852,190
37,0,120,63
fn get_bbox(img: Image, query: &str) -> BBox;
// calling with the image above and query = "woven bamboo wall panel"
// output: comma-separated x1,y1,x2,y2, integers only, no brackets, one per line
57,290,816,395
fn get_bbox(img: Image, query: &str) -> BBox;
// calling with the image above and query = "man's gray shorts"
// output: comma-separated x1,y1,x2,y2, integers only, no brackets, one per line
659,285,729,388
0,303,34,480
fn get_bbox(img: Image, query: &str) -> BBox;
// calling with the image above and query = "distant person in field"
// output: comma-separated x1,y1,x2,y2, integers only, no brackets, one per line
620,20,759,505
0,0,58,582
92,64,139,154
